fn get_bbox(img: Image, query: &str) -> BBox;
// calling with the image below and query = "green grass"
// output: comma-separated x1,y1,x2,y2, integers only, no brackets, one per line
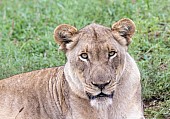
0,0,169,118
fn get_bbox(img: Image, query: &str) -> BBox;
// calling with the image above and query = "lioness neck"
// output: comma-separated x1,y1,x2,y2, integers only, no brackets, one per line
66,91,110,119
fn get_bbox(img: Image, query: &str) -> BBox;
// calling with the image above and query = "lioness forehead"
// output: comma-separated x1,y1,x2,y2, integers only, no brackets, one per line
77,23,120,51
79,23,113,42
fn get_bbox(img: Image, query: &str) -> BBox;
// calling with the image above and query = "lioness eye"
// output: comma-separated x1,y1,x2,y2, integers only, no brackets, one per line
80,53,88,59
108,51,117,58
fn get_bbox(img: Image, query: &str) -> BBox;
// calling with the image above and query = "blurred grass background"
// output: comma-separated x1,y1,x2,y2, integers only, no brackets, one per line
0,0,169,118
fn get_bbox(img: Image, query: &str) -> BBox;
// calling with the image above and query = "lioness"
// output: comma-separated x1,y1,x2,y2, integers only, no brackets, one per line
0,18,144,119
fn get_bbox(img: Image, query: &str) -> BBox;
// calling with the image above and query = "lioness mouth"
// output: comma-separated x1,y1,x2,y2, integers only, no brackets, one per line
86,91,114,100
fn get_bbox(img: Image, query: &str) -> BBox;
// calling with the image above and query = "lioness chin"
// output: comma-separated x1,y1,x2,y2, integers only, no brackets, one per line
0,18,145,119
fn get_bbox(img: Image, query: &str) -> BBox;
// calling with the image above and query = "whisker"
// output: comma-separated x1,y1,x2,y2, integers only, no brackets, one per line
105,82,119,91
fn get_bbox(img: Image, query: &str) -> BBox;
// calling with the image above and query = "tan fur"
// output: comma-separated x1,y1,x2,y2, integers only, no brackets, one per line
0,18,145,119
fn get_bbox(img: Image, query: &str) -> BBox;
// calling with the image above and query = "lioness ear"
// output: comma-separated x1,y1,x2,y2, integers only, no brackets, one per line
54,24,77,51
111,18,135,46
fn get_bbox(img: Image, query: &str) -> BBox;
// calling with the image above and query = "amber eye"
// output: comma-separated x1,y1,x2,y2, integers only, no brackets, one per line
80,53,88,60
108,51,117,58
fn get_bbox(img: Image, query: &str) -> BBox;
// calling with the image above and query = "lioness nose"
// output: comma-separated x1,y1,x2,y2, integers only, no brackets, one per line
91,81,110,90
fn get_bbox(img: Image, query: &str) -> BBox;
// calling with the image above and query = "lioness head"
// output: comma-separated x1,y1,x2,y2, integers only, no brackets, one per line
54,18,135,108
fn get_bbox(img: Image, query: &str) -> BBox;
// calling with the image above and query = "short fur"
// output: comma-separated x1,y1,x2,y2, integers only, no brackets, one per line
0,18,145,119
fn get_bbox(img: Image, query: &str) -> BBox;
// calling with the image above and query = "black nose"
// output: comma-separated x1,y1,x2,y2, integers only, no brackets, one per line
91,81,110,90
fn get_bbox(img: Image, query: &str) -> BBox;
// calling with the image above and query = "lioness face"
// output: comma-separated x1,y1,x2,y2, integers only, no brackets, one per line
54,18,135,108
67,29,127,108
